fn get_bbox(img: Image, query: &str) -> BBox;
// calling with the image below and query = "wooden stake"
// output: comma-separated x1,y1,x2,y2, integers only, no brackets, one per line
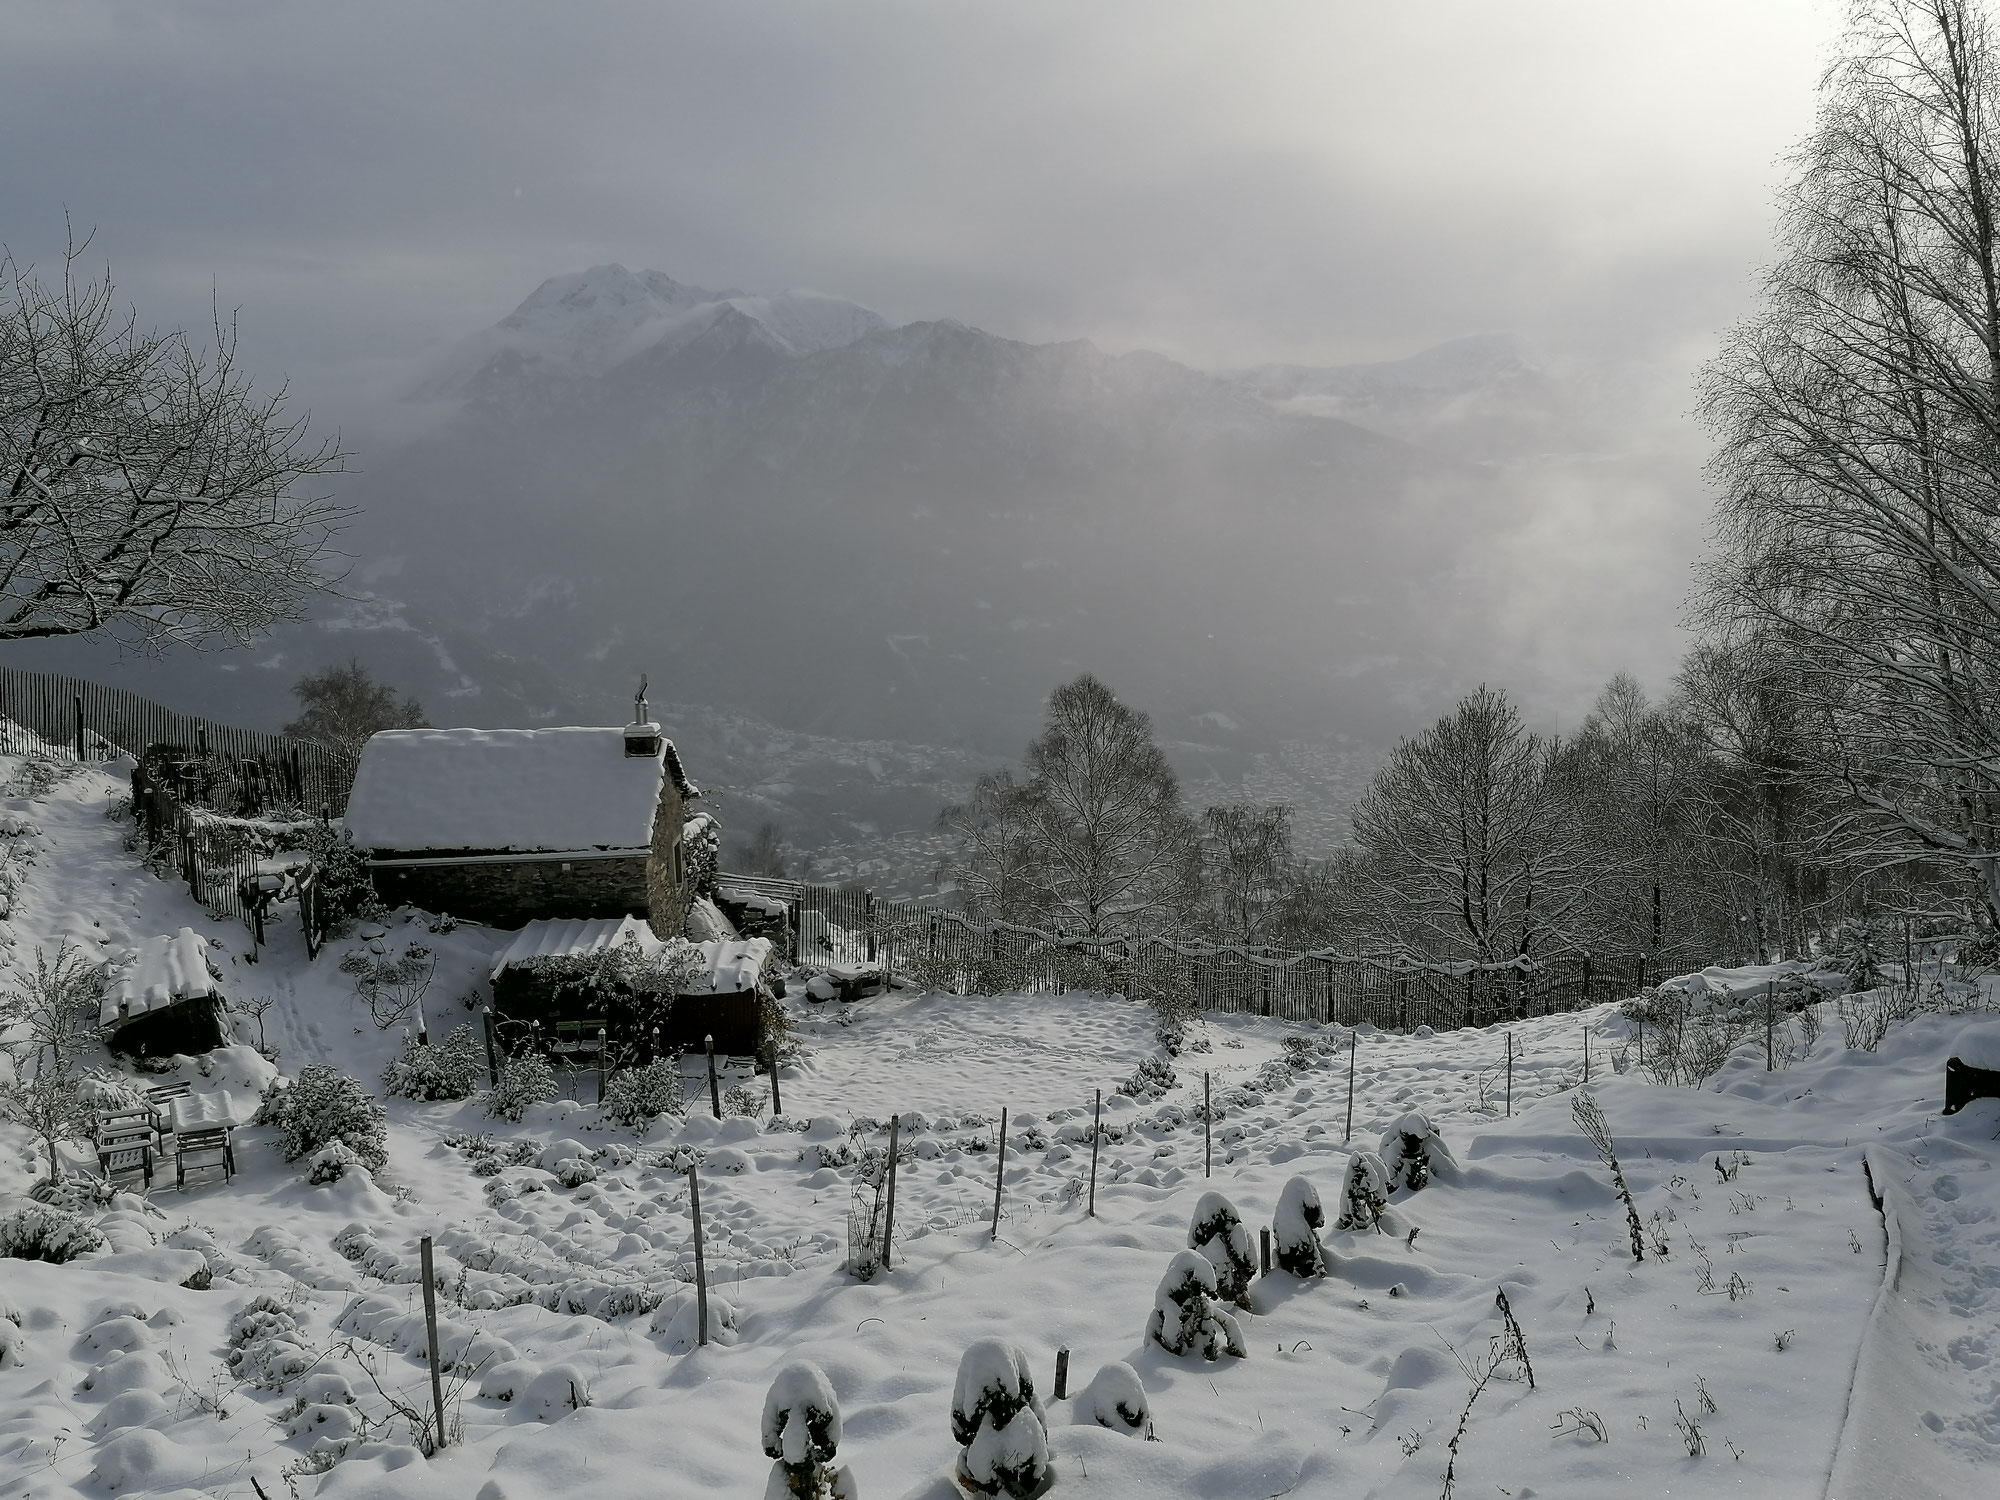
706,1033,722,1118
1087,1088,1101,1217
1344,1031,1356,1143
768,1047,783,1116
597,1027,607,1103
1053,1347,1070,1400
991,1106,1008,1241
688,1165,709,1346
1204,1072,1213,1178
419,1236,447,1451
1259,1226,1271,1275
1505,1032,1513,1117
882,1114,901,1270
1582,1025,1590,1083
1765,980,1774,1071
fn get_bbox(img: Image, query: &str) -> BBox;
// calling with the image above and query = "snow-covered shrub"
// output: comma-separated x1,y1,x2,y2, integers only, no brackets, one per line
523,1362,592,1421
600,1058,684,1129
1077,1360,1151,1438
306,1139,361,1185
1187,1191,1256,1306
226,1295,316,1389
483,1050,557,1122
379,1025,485,1100
1336,1150,1390,1231
75,1069,144,1114
762,1360,857,1500
0,1320,24,1369
1273,1175,1327,1277
1118,1055,1177,1101
1379,1111,1454,1192
303,826,385,937
28,1171,116,1211
952,1339,1052,1499
339,944,437,1031
0,1204,104,1262
1147,1249,1246,1361
255,1065,387,1171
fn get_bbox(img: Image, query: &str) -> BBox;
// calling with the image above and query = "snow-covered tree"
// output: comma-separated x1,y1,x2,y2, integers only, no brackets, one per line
1272,1175,1327,1277
1187,1191,1256,1307
951,1339,1052,1498
1379,1110,1455,1192
762,1360,856,1500
1335,1150,1390,1232
1147,1249,1247,1361
1076,1361,1151,1439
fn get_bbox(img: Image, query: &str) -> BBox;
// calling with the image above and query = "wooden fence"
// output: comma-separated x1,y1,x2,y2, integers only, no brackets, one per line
0,666,354,815
717,872,1659,1030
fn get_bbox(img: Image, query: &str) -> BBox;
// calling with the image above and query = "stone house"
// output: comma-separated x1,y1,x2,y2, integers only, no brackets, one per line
342,692,700,933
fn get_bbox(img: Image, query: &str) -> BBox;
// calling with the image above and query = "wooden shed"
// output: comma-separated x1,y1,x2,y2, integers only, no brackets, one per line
103,928,228,1059
342,689,700,934
489,916,771,1058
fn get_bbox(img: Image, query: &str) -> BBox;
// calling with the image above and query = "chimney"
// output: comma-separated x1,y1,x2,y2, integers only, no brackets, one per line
624,674,662,758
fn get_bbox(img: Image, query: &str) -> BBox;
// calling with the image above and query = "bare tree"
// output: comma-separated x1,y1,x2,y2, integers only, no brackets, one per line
1348,686,1586,962
941,676,1197,939
1699,0,2000,928
0,235,347,646
733,821,790,879
284,659,427,760
1199,802,1295,947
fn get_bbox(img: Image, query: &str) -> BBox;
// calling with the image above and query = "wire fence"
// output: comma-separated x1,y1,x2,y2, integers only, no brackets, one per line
717,873,1662,1030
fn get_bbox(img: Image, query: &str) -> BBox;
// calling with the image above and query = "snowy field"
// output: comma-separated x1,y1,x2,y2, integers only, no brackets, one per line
1,752,1997,1499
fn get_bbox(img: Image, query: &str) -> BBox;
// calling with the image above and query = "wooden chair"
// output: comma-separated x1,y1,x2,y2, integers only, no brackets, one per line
145,1082,192,1134
97,1132,155,1191
95,1106,157,1140
175,1125,235,1189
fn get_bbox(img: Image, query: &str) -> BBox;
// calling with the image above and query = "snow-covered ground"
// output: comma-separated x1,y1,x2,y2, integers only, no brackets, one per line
1,751,1996,1499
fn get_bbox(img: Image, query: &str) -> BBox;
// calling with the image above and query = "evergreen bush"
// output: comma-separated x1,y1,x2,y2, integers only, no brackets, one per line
254,1065,387,1172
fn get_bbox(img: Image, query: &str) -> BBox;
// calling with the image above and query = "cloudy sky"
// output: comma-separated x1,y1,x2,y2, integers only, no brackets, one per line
2,0,1844,719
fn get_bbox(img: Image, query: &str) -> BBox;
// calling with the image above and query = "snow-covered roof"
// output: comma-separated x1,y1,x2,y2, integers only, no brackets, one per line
104,928,219,1027
693,938,772,995
345,728,680,854
488,920,769,995
490,916,662,979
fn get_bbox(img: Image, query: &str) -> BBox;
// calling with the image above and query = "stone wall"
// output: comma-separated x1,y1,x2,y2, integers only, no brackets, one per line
372,855,650,930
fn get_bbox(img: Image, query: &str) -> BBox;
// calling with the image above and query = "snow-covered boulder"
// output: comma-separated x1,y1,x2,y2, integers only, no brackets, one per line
1076,1360,1151,1438
1379,1111,1455,1192
1187,1191,1256,1306
761,1360,857,1499
1273,1175,1327,1277
952,1339,1052,1498
1147,1249,1246,1362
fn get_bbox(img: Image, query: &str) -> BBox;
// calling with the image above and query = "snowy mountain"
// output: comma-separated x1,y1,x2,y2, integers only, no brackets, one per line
429,263,888,391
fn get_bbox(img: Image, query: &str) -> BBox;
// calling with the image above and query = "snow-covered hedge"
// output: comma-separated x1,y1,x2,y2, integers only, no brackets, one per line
1273,1175,1327,1276
1147,1249,1246,1361
255,1064,388,1172
1379,1110,1455,1192
380,1025,485,1100
762,1360,856,1499
601,1059,684,1130
0,1204,105,1262
952,1339,1052,1498
1187,1191,1256,1307
1336,1149,1390,1231
484,1051,558,1122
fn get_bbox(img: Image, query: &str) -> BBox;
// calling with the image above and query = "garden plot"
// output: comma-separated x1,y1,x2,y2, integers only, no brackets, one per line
2,746,1996,1499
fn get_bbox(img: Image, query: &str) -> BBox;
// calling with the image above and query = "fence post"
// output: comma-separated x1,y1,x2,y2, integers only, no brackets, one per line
865,890,877,963
991,1106,1008,1241
1345,1027,1357,1142
706,1032,721,1118
597,1027,608,1103
1053,1347,1070,1401
1765,981,1774,1071
1505,1032,1513,1117
688,1166,709,1346
73,693,85,761
419,1236,447,1451
1582,953,1594,1009
1087,1088,1101,1217
882,1114,901,1270
767,1043,783,1115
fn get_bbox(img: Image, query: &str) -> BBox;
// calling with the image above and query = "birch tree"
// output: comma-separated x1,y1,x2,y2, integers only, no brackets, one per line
1699,0,2000,927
